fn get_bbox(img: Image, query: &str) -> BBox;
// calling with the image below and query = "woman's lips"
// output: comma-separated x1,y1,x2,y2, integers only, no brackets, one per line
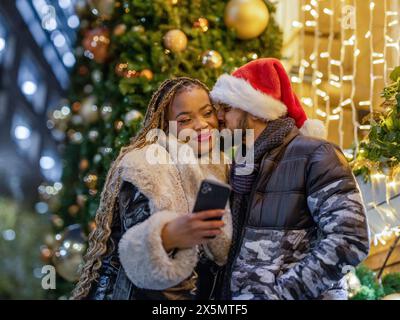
197,132,212,142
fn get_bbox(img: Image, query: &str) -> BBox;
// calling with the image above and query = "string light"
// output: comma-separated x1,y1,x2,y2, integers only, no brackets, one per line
350,0,359,151
338,0,346,148
291,0,400,245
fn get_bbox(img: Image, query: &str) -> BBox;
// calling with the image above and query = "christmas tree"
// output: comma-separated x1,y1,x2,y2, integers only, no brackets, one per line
42,0,282,297
353,66,400,181
350,66,400,301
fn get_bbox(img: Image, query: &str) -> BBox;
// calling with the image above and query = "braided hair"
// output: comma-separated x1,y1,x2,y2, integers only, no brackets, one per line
72,77,210,299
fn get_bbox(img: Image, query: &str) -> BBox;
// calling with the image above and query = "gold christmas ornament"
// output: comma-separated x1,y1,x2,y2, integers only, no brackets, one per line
52,224,87,282
163,29,188,53
114,120,124,131
82,27,110,63
84,174,98,189
193,17,209,32
201,50,223,69
113,23,127,36
140,69,154,80
224,0,270,40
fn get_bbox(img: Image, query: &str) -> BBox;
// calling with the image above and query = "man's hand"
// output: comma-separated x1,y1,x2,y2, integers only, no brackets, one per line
161,210,225,252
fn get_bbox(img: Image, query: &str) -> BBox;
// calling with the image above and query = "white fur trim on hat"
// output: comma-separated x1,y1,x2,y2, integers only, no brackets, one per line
300,119,327,139
210,74,287,120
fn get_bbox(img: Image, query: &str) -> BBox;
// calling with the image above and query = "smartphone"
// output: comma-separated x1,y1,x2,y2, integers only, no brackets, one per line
192,179,231,220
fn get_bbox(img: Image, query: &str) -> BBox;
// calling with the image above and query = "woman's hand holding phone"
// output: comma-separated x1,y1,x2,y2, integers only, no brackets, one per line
161,210,225,252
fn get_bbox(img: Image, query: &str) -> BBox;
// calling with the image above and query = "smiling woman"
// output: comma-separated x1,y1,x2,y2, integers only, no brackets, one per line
168,85,219,156
72,77,231,300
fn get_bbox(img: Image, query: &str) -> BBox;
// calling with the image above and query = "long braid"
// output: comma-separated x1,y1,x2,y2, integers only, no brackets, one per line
72,77,209,299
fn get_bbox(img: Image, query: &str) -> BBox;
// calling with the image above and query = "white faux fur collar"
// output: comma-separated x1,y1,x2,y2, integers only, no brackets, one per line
119,142,228,214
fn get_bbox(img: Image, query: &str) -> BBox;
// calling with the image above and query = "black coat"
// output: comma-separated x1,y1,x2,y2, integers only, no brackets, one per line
87,182,222,300
222,128,370,300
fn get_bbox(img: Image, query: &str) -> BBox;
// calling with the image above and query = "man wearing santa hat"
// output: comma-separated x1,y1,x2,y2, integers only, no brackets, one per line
210,58,370,300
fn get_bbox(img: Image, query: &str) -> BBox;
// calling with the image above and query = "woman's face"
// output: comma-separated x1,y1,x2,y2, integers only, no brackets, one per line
168,86,218,155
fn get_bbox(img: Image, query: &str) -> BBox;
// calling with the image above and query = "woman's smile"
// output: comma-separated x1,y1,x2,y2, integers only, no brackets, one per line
197,131,212,142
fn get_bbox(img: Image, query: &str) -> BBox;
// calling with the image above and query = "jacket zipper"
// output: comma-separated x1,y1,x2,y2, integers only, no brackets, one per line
208,268,220,300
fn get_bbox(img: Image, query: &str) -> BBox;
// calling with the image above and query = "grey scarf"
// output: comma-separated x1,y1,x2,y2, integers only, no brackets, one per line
230,117,295,195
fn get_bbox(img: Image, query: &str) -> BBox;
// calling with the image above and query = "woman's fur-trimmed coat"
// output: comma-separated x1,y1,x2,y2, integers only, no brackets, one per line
118,141,232,292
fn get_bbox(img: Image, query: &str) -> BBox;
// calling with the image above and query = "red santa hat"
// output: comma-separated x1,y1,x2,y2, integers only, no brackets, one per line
210,58,326,138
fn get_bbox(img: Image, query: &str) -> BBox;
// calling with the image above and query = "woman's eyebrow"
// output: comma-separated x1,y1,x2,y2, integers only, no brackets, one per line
175,111,191,118
200,103,212,110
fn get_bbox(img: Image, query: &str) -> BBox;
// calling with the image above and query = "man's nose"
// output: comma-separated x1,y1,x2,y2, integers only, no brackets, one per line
217,109,225,122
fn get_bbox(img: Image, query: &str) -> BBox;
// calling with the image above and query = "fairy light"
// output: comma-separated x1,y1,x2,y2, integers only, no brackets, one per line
320,52,329,58
305,20,317,27
332,106,342,114
350,0,359,151
369,0,375,121
296,0,307,100
310,0,319,119
341,98,352,107
301,97,313,107
338,0,346,149
292,20,303,28
291,0,400,206
371,172,386,180
359,125,371,130
316,108,327,118
385,1,400,77
329,74,340,82
373,59,385,64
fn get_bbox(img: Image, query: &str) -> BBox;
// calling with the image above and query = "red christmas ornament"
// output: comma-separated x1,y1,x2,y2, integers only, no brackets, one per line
82,27,110,63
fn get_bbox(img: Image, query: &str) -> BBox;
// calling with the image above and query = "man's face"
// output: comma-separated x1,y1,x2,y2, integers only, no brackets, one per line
217,104,248,132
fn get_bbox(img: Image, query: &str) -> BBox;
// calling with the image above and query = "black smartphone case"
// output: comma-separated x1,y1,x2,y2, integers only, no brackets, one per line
192,179,231,218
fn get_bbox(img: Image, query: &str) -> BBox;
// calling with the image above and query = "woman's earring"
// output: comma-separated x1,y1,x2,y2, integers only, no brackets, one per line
177,136,190,143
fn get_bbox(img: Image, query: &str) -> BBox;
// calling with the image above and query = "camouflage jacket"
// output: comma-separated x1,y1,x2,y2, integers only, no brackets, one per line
224,128,370,300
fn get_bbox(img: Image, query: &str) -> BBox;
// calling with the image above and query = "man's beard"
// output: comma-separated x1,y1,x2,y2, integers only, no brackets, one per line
238,115,248,143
